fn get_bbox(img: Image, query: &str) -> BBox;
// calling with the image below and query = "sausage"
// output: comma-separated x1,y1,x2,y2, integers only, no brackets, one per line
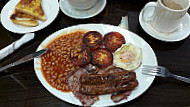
115,79,138,92
104,67,127,73
80,71,136,85
79,79,138,95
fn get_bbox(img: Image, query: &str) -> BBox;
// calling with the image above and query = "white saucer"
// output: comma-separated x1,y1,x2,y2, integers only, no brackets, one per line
59,0,106,19
139,7,190,42
0,0,59,34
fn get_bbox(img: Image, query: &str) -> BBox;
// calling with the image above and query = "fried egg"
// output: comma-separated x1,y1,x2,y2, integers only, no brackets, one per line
113,43,142,71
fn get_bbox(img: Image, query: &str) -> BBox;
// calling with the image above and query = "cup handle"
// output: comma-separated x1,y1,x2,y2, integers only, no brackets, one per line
142,2,157,23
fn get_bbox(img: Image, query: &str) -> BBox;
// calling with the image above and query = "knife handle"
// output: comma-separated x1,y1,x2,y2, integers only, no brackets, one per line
0,54,33,72
13,54,33,66
0,48,48,73
0,63,13,72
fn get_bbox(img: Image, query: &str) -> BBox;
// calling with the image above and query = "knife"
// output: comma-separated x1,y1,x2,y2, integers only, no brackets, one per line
0,48,49,72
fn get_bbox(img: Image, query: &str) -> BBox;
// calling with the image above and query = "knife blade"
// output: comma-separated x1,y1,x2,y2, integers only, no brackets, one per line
0,48,49,72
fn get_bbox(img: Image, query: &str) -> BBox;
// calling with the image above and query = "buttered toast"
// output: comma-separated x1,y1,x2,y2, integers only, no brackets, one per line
15,0,46,21
10,10,38,27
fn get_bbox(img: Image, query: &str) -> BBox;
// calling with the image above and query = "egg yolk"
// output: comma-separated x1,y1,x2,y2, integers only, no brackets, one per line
120,51,135,63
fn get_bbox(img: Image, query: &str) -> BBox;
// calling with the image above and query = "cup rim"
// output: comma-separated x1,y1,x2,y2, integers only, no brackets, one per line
158,0,190,12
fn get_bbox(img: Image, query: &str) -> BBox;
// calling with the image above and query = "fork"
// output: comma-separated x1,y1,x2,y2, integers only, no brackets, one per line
142,65,190,83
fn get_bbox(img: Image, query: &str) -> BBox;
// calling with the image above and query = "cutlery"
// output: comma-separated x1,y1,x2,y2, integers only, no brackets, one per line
0,48,48,72
0,33,35,60
142,65,190,83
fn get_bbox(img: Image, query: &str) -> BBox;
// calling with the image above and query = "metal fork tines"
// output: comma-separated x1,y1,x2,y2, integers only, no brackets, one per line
142,65,190,83
142,65,164,77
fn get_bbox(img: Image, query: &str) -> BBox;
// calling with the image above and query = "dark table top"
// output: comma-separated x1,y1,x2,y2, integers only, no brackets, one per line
0,0,190,107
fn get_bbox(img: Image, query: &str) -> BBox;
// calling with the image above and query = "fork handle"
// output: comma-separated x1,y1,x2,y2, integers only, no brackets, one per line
171,74,190,83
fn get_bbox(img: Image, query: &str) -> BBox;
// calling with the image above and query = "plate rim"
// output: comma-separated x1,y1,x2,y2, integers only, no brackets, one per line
34,23,158,106
0,0,60,34
59,0,107,19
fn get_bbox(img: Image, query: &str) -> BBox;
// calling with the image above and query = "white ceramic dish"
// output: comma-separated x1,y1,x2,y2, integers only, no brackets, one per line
0,0,59,34
59,0,106,19
34,24,158,106
139,5,190,42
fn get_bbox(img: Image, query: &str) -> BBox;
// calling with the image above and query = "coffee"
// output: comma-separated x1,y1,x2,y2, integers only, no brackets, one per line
162,0,183,10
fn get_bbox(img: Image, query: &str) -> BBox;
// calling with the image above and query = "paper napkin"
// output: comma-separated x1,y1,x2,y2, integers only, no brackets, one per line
0,33,35,60
118,16,129,30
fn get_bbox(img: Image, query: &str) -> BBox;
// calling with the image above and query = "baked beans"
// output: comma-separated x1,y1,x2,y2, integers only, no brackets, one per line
41,31,85,92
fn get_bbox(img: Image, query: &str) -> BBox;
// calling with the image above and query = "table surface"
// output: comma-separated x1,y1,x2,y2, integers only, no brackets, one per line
0,0,190,107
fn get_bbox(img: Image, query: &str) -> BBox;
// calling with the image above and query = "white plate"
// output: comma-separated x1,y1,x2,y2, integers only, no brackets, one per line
0,0,59,34
59,0,106,19
139,5,190,42
34,24,157,106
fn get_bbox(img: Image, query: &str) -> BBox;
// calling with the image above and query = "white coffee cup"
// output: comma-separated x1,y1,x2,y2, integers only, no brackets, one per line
142,0,190,33
66,0,97,10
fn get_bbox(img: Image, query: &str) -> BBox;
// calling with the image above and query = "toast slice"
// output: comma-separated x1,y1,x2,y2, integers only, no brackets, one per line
15,0,46,21
10,10,38,27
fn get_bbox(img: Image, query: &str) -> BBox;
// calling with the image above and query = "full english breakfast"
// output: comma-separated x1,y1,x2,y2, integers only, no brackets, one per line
41,30,142,106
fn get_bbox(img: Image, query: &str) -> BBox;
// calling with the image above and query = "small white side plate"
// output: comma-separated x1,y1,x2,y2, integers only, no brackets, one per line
59,0,106,19
0,0,59,34
139,5,190,42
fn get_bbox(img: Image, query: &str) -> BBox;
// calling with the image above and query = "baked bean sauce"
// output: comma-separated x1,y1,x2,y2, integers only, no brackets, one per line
41,31,85,92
